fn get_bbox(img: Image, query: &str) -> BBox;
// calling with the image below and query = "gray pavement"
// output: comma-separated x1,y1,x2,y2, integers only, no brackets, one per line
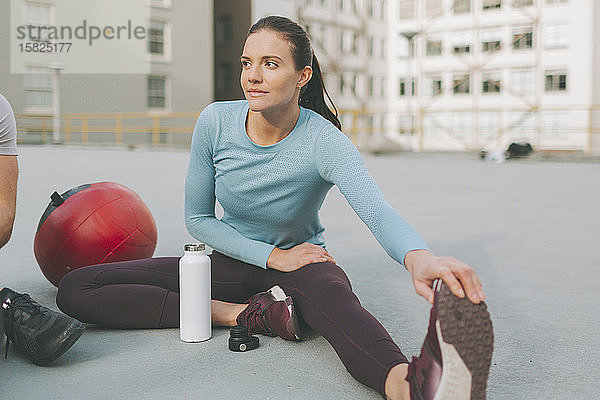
1,146,598,399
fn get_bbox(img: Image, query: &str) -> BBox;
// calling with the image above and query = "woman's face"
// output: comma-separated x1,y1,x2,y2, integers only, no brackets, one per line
240,30,311,113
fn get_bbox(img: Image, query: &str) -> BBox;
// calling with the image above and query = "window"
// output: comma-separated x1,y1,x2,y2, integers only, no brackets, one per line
368,36,374,56
453,74,470,94
351,74,358,95
482,72,501,93
544,24,569,49
399,78,415,96
381,38,385,58
545,70,567,91
338,0,344,11
453,0,471,13
399,0,416,19
339,73,345,94
24,1,52,42
24,67,53,109
511,69,534,95
368,0,375,16
483,0,502,9
432,79,442,95
452,31,472,54
453,44,470,53
147,75,167,108
369,75,375,96
426,0,442,17
216,16,232,45
338,30,345,52
512,28,533,50
546,0,568,3
513,0,533,7
24,1,51,24
148,21,165,55
380,77,385,97
481,29,502,52
351,32,359,54
151,0,172,8
426,39,442,56
482,40,501,52
426,76,443,96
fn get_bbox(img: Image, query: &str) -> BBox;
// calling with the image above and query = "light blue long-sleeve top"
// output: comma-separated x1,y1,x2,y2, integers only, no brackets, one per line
185,100,430,269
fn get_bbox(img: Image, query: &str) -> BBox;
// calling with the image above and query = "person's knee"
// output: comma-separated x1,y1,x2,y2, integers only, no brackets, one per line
312,262,352,289
292,262,353,293
56,269,87,316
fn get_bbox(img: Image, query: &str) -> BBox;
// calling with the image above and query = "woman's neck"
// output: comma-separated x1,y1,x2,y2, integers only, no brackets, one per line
246,103,300,146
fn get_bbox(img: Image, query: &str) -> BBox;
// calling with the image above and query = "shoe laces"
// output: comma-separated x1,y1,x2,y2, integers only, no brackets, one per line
2,293,47,360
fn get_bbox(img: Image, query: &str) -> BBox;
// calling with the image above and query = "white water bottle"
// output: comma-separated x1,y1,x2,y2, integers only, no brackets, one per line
179,243,211,342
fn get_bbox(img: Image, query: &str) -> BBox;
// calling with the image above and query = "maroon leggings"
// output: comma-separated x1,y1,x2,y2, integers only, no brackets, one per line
56,251,408,398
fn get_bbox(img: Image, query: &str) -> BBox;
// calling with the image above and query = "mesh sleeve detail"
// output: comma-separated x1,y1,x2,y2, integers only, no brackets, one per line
315,126,430,266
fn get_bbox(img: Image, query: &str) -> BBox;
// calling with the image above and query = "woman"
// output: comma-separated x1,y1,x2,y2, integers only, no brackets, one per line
57,16,493,400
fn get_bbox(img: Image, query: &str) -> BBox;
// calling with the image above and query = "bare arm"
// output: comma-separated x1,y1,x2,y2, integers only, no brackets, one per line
0,155,18,249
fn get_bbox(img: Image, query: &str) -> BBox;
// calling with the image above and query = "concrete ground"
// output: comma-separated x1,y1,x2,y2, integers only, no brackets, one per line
1,146,598,399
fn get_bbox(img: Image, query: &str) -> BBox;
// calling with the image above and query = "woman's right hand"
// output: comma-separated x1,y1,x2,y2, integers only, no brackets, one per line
266,242,336,272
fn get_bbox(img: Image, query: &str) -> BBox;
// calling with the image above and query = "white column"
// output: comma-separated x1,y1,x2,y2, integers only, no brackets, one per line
50,63,64,144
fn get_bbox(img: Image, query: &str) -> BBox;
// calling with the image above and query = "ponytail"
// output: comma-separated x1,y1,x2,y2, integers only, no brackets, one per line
299,53,341,130
248,16,342,130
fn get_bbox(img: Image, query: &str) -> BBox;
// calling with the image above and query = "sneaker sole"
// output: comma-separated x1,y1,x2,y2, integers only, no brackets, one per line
434,280,494,400
268,286,302,341
34,321,86,366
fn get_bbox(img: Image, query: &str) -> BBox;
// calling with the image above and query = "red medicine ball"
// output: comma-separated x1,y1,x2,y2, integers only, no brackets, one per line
34,182,158,287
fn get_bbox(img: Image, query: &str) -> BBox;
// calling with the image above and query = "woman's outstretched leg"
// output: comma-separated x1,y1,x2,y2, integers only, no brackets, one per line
265,261,409,399
57,256,248,329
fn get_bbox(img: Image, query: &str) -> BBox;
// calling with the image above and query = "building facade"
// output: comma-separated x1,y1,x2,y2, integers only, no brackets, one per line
389,0,600,152
0,0,213,145
1,0,598,152
296,0,600,152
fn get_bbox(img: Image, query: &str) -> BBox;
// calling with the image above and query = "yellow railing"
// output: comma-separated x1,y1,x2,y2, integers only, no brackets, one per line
15,106,600,153
338,105,600,153
16,112,201,147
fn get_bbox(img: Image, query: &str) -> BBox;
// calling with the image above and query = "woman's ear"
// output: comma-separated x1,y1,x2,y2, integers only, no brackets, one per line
298,66,313,88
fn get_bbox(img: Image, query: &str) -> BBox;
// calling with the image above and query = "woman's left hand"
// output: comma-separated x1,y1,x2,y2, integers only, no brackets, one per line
404,250,486,304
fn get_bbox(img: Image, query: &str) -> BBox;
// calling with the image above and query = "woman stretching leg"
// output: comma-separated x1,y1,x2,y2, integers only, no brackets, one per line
57,16,493,400
58,251,411,398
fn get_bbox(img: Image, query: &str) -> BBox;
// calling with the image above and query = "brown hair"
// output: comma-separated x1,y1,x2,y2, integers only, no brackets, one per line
248,16,341,130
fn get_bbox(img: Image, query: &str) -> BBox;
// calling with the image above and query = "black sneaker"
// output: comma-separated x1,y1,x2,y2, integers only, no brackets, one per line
1,288,85,366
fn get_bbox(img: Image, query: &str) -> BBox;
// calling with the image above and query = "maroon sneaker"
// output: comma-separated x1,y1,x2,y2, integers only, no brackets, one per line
235,285,302,342
406,279,494,400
